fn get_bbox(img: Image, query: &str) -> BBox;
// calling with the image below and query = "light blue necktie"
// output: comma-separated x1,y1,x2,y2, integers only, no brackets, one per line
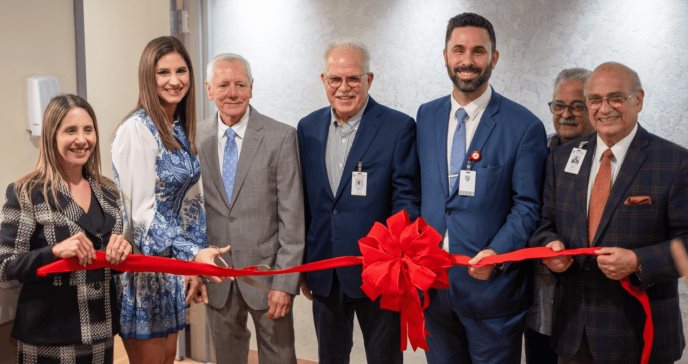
222,128,238,201
449,108,467,192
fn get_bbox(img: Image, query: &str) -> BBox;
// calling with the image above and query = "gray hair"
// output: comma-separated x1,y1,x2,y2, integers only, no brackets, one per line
206,53,253,83
585,62,643,96
323,41,371,73
553,67,591,90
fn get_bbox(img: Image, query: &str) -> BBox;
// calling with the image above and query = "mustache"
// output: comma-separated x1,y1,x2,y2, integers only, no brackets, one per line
558,117,577,126
454,65,482,74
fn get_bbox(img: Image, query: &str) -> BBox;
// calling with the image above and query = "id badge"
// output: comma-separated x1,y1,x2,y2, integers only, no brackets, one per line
564,147,587,175
351,171,367,196
458,170,476,196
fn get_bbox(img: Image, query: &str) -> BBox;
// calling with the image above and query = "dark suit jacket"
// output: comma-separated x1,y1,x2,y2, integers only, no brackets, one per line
198,107,305,310
416,89,548,318
530,125,687,363
297,97,420,298
0,178,122,346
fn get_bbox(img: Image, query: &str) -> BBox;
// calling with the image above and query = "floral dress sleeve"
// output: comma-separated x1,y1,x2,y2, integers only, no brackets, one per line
112,113,205,260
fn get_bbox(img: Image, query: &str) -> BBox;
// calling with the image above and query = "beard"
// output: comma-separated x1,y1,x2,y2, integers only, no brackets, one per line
447,63,493,93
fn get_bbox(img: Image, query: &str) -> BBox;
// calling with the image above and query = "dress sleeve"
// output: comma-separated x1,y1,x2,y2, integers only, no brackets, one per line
112,116,202,260
0,184,55,287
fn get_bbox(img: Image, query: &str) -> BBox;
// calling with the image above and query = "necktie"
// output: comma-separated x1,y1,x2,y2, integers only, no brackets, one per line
449,108,467,192
222,128,238,201
588,149,614,245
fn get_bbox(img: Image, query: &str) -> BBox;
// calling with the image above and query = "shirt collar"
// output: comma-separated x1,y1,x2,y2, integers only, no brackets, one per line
217,108,250,140
450,85,492,120
594,123,639,162
330,96,369,128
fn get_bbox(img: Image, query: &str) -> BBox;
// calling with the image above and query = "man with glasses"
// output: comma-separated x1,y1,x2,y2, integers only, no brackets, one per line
416,12,548,363
525,67,593,364
297,41,419,364
530,62,687,363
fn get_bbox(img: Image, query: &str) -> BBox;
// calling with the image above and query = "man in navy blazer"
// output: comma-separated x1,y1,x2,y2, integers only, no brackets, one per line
530,62,687,363
297,42,419,364
416,13,548,363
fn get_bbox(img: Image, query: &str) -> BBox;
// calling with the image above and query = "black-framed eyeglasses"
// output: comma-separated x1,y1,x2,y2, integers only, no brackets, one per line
548,100,587,116
324,73,368,88
586,93,634,110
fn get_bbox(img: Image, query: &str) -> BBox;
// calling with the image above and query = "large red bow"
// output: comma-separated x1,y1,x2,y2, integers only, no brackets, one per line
359,211,453,351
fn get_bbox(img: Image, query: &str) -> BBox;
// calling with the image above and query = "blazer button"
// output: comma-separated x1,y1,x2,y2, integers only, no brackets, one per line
445,209,451,216
93,282,101,290
332,210,338,215
583,263,590,271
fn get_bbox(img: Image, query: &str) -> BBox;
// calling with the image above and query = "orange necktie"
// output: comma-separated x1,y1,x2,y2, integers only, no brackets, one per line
588,149,614,245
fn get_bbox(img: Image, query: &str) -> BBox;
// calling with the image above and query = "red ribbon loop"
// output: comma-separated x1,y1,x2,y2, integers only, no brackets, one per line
359,211,453,351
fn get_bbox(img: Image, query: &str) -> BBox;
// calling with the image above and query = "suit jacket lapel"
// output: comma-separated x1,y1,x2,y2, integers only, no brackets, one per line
88,179,116,239
230,107,264,211
592,126,649,246
200,113,232,209
576,135,596,247
334,98,383,201
315,109,335,201
435,96,451,197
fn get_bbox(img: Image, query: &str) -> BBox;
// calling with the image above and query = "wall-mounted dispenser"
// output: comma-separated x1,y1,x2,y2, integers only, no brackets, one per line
26,75,60,136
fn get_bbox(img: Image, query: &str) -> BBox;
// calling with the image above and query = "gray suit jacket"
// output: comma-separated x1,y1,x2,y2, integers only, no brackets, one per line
198,107,305,310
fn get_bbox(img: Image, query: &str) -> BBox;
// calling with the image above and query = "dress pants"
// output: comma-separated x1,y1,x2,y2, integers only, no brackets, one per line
206,281,296,364
424,288,526,364
312,277,403,364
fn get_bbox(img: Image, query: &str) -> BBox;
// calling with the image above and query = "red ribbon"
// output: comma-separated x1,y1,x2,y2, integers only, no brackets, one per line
36,211,654,363
358,211,453,350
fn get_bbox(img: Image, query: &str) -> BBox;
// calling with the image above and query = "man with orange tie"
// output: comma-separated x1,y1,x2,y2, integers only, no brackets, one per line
530,62,688,363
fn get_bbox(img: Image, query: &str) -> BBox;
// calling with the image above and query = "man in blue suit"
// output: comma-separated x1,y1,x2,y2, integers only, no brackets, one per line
416,13,548,363
297,42,419,364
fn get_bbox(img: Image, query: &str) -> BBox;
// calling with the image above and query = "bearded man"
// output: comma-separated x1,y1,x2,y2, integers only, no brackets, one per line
416,12,548,364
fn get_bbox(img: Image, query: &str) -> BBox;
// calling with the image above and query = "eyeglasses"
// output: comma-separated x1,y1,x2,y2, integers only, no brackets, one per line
586,93,634,110
324,73,368,88
548,100,587,116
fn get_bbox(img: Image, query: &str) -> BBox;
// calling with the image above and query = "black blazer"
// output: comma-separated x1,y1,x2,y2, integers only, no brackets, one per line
0,178,123,346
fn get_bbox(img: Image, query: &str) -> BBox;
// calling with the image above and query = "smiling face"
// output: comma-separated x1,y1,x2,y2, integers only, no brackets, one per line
586,64,644,146
444,26,499,103
552,78,593,143
206,59,253,126
55,107,96,173
155,51,190,116
321,46,373,123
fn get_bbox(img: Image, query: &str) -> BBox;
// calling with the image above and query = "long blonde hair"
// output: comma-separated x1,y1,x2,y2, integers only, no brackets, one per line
15,94,116,206
129,36,198,154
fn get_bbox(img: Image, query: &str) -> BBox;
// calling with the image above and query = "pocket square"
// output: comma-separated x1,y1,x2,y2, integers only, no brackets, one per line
624,195,652,205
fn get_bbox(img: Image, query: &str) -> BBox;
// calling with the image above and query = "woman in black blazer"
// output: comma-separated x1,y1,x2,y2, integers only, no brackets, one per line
0,94,132,364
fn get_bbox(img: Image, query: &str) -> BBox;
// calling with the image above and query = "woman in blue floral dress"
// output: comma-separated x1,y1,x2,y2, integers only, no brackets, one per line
111,36,208,364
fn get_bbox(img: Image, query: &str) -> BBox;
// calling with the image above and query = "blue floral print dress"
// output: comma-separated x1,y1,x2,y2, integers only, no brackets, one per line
111,109,207,339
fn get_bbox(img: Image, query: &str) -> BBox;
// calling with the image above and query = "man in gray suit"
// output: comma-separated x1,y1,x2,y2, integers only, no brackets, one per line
195,53,305,364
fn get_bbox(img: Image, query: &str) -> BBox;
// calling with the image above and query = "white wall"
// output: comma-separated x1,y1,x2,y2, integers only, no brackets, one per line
208,0,688,149
83,0,171,179
0,0,78,326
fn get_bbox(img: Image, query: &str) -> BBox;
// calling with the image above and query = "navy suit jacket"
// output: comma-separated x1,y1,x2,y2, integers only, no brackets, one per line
297,97,420,298
529,126,687,363
416,89,548,318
